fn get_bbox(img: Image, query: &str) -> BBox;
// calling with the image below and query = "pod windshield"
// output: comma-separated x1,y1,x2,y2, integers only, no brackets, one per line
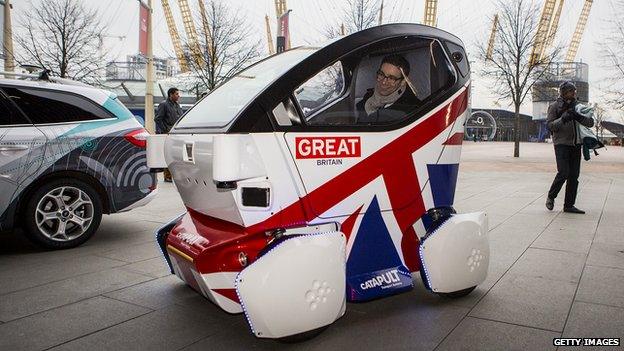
176,48,317,129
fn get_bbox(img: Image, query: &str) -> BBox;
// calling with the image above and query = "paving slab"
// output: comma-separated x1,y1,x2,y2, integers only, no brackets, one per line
482,213,510,229
103,275,199,310
0,296,150,351
488,222,545,251
436,317,559,351
586,242,624,270
469,273,577,332
531,230,594,255
560,301,624,351
96,241,162,263
507,248,586,283
49,303,239,351
545,218,599,234
576,265,624,309
0,254,126,295
0,224,161,270
0,268,152,322
303,297,468,351
180,322,297,351
444,259,510,310
119,257,172,278
483,198,537,216
594,225,624,245
0,231,105,269
97,216,161,234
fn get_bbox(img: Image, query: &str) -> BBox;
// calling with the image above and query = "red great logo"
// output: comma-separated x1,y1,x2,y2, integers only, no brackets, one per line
295,136,361,159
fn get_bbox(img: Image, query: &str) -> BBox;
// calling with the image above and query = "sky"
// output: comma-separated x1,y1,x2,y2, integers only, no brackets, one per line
9,0,624,122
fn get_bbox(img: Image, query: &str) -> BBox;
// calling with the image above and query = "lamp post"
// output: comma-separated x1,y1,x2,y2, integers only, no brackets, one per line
141,0,155,133
3,0,14,72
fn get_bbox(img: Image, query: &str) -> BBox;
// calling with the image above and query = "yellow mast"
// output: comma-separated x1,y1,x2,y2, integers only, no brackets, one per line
265,15,275,55
541,0,564,59
178,0,205,67
197,0,215,63
275,0,287,17
423,0,437,27
160,0,189,72
486,14,499,60
529,0,557,67
565,0,593,62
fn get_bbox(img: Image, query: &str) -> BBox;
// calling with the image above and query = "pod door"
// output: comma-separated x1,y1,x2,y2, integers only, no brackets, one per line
279,36,465,221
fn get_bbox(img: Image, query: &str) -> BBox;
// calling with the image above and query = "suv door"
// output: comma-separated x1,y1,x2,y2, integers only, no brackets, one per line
0,93,46,222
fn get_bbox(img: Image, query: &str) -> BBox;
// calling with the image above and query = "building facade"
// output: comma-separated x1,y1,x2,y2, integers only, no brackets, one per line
467,109,542,142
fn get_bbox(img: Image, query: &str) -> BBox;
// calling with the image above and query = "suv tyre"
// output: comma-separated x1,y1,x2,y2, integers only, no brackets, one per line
23,178,103,249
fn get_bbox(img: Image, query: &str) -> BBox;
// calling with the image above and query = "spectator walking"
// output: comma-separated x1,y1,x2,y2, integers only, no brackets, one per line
154,87,183,182
545,81,594,214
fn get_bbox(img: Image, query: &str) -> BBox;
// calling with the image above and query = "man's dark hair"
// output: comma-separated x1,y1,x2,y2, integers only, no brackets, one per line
559,81,576,96
381,55,410,77
167,87,179,98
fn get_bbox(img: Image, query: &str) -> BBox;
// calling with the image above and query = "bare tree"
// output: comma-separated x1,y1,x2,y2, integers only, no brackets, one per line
324,0,381,38
476,0,561,157
601,0,624,109
178,0,261,94
13,0,106,83
593,103,606,140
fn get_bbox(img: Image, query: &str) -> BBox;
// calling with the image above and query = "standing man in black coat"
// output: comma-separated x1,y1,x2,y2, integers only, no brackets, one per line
154,87,183,182
546,81,594,214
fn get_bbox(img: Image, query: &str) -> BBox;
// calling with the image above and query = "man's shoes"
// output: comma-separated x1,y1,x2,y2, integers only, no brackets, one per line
564,206,585,214
546,197,554,211
163,169,172,183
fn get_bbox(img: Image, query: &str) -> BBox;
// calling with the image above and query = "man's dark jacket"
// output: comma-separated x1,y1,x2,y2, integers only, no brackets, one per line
356,87,421,124
155,98,183,134
547,97,594,146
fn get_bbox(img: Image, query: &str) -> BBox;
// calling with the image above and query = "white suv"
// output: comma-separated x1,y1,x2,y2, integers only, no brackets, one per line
0,72,156,249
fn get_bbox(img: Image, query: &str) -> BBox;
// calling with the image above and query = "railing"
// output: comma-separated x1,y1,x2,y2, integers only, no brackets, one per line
534,62,589,82
105,61,171,81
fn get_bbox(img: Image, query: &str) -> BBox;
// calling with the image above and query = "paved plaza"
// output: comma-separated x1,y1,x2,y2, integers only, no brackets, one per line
1,142,623,351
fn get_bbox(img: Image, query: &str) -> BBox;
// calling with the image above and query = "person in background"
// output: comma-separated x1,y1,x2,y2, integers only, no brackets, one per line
154,87,183,183
545,81,594,214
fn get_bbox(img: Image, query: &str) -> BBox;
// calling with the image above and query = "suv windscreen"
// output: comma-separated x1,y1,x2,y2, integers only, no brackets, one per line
176,48,317,129
2,86,112,124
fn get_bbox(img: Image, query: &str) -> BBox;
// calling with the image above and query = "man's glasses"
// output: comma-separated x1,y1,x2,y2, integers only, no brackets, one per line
376,70,403,83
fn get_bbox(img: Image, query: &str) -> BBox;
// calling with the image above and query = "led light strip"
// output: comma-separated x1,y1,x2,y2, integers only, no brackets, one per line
154,212,186,270
419,216,453,291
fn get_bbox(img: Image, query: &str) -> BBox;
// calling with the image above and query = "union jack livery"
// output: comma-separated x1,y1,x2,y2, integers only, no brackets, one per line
147,24,489,340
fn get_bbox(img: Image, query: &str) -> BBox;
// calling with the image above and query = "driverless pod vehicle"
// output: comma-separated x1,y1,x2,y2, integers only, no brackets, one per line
148,24,489,339
0,72,156,249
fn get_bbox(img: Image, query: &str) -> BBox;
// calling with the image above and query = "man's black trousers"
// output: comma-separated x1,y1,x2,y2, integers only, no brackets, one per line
548,144,582,208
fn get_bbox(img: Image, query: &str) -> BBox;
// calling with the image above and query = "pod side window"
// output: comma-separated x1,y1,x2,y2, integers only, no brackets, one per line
285,37,457,128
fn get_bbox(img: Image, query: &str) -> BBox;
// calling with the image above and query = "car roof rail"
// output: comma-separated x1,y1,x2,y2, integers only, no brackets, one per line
0,66,92,88
0,70,40,80
48,76,92,88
